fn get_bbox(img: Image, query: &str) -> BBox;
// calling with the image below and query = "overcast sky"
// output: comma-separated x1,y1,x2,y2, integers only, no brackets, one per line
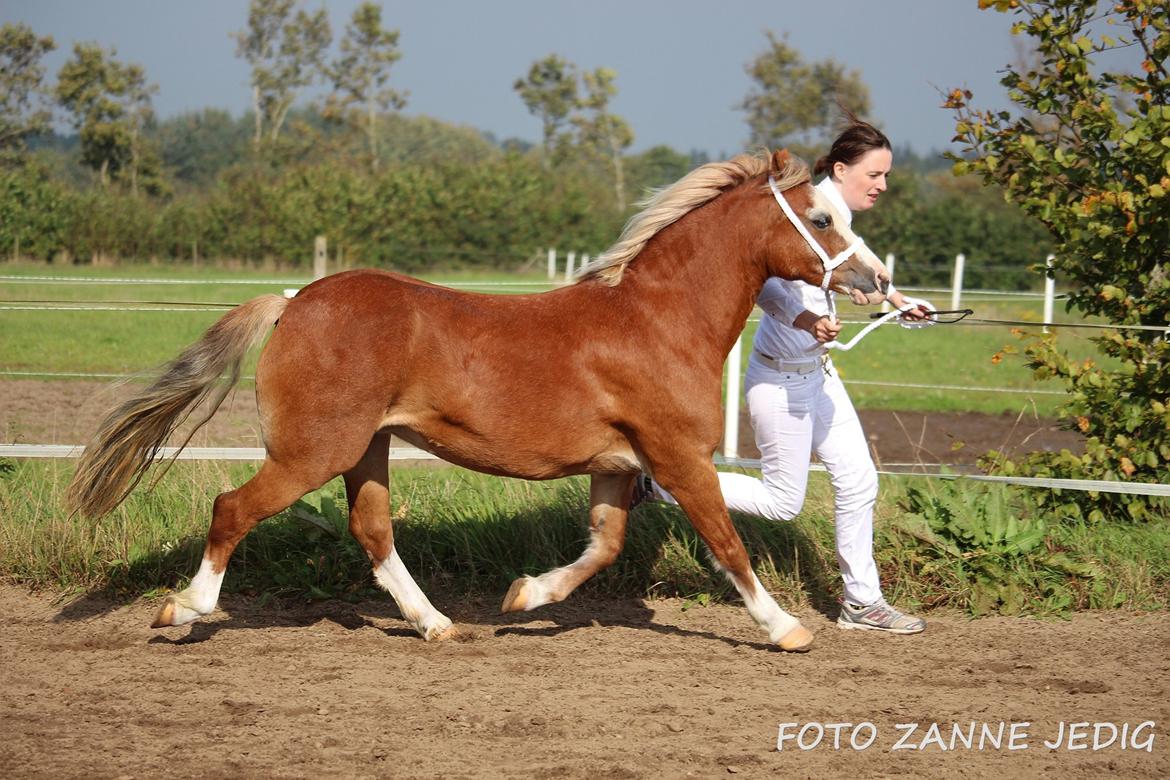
5,1,1024,159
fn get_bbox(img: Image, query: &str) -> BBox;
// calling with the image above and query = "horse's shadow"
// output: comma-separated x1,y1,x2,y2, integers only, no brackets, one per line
141,594,783,653
53,493,843,648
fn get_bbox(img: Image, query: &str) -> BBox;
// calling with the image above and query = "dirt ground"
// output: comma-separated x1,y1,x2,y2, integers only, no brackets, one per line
1,378,1083,467
1,585,1167,779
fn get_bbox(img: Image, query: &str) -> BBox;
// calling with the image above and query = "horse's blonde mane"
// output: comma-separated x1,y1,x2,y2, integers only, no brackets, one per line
577,151,809,286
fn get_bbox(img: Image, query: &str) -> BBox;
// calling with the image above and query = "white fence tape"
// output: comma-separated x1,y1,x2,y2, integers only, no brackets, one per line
715,456,1170,497
0,275,552,289
842,379,1064,396
0,305,230,312
5,444,1165,497
0,369,1065,398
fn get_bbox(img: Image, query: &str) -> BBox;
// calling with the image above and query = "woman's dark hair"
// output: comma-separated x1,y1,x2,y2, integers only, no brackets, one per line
813,116,892,178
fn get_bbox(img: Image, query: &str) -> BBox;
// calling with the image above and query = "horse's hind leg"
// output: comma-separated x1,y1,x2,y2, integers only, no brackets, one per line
501,473,632,612
152,458,323,627
344,432,455,641
653,458,813,652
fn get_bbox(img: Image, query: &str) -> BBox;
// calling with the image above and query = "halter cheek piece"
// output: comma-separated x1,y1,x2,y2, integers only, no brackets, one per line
767,176,865,291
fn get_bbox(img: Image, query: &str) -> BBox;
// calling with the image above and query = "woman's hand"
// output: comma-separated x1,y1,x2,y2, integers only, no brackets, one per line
889,292,933,322
793,311,843,343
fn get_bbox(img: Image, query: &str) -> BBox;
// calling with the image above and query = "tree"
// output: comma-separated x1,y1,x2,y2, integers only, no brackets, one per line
572,67,633,210
153,109,250,186
122,68,157,196
0,23,56,155
325,1,406,171
740,31,870,157
234,0,331,151
56,43,158,192
625,145,693,198
947,0,1169,521
514,54,577,169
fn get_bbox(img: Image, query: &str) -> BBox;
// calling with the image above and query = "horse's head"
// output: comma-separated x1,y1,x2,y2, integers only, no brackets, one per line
762,149,889,305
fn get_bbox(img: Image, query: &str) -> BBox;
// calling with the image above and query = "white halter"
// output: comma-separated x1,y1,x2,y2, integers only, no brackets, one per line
767,176,865,291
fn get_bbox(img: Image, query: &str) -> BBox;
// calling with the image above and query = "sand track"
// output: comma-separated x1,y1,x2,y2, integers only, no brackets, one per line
1,586,1166,778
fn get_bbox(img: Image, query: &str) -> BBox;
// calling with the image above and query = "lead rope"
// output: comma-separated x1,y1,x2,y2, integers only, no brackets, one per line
815,307,975,353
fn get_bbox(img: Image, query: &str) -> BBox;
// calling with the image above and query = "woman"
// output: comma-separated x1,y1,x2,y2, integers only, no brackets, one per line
641,119,929,634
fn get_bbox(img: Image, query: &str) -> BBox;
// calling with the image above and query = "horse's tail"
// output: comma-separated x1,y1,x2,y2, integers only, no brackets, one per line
66,294,289,519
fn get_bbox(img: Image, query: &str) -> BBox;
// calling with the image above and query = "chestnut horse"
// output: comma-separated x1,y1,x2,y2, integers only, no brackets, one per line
67,150,888,652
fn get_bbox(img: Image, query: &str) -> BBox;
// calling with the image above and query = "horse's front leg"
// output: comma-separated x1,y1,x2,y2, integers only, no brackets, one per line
501,473,633,612
654,457,814,652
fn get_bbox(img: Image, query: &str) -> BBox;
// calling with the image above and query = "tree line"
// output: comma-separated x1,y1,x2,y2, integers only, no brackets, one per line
1,1,1050,285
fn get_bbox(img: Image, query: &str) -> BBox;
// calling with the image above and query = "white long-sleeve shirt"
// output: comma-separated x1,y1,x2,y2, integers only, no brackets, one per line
752,177,895,360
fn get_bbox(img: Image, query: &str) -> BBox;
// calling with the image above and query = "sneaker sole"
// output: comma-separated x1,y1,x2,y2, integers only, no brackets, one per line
837,618,925,634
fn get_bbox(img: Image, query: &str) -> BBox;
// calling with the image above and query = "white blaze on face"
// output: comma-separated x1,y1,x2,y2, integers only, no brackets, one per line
808,189,888,304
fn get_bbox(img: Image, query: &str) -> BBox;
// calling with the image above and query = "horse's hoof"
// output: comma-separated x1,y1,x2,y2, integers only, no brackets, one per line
500,577,530,613
776,625,814,652
428,624,461,642
150,597,178,628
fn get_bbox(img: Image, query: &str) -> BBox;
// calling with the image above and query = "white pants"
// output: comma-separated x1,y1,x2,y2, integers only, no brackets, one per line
655,356,882,605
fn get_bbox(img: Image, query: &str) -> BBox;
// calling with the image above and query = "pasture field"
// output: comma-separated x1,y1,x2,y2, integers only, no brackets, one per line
1,261,1096,416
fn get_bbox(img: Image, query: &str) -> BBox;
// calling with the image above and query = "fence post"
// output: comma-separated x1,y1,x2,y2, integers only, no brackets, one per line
1043,253,1056,334
547,248,557,280
314,236,327,280
881,253,896,312
565,251,577,282
951,253,965,310
723,335,742,459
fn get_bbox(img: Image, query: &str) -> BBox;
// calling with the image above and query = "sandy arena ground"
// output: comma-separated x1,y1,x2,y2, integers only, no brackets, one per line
1,586,1167,779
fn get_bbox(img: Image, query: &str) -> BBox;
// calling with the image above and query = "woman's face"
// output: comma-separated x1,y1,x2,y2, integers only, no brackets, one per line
832,147,893,212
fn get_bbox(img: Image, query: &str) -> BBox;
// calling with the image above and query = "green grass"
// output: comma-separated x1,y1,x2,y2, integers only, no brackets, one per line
2,458,1165,618
2,262,1098,416
0,458,829,609
0,262,553,376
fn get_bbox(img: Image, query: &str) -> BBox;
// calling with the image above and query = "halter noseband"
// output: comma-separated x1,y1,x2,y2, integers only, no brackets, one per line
768,176,865,291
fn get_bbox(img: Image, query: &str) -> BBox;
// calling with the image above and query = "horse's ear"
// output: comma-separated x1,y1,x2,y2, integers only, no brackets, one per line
769,149,791,176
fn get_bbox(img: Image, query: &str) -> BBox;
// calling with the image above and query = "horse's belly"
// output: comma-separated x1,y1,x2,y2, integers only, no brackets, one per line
384,416,640,480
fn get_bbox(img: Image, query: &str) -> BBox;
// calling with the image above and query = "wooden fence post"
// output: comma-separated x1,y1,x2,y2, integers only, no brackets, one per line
547,248,557,280
314,236,327,280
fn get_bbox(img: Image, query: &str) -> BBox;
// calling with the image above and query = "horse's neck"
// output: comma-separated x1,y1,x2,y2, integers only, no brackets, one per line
622,189,768,360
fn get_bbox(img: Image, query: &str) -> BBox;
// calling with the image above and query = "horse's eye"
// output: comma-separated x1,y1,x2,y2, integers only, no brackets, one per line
811,214,832,230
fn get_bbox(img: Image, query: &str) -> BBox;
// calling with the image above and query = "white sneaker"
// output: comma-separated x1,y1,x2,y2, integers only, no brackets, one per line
837,598,925,634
